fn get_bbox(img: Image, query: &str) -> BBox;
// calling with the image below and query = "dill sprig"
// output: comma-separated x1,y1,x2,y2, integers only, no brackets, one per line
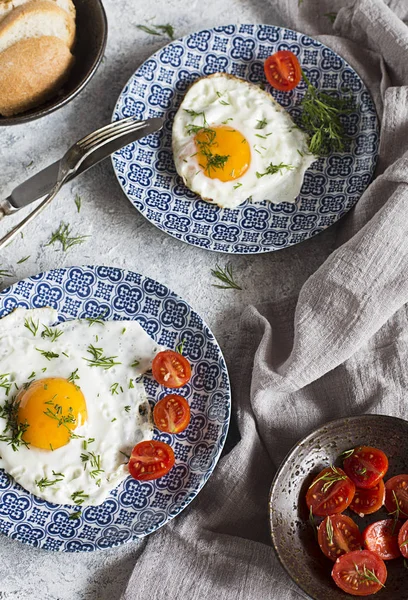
74,194,82,213
211,264,242,290
186,123,231,176
299,70,353,156
326,516,334,545
84,345,121,370
35,474,64,491
46,222,89,252
86,310,108,327
176,339,185,355
68,368,80,384
256,118,267,129
309,466,347,493
309,505,318,540
354,563,385,589
0,397,30,451
110,383,119,396
36,348,59,361
136,23,175,40
256,162,294,178
0,374,12,397
0,269,12,278
69,510,81,520
24,317,39,336
71,491,89,506
17,256,30,264
41,326,63,342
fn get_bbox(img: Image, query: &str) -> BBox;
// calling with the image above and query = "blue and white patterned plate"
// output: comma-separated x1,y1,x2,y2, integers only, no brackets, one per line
112,24,379,254
0,266,230,551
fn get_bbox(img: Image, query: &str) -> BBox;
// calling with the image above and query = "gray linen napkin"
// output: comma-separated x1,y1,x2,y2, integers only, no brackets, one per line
123,1,408,598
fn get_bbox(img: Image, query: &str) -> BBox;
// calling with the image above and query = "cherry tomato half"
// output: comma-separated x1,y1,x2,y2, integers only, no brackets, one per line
398,520,408,558
128,440,175,481
363,519,402,560
349,479,386,516
153,394,191,434
306,466,355,517
384,474,408,518
152,350,192,388
264,51,302,92
317,514,362,562
343,446,388,489
331,550,387,596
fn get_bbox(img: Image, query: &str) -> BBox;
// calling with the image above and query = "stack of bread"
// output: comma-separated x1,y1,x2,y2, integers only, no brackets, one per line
0,0,76,117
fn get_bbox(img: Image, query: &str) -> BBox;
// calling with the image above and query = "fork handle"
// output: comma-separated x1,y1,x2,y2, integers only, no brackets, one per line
0,181,64,251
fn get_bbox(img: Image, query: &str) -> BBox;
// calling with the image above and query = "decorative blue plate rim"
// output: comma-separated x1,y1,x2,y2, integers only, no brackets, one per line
111,23,379,254
0,265,231,552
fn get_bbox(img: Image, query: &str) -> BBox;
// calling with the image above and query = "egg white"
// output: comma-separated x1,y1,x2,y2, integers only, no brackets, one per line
172,73,316,209
0,308,164,507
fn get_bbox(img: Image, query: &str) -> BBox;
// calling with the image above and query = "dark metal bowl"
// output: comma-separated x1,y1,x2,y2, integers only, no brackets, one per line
269,414,408,599
0,0,107,126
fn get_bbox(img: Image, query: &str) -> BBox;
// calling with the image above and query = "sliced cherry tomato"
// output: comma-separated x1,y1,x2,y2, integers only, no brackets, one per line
264,51,302,92
128,440,175,481
152,350,192,388
153,394,191,434
384,474,408,518
332,550,387,596
306,466,355,517
350,479,386,516
363,519,402,560
343,446,388,489
317,514,362,561
398,520,408,558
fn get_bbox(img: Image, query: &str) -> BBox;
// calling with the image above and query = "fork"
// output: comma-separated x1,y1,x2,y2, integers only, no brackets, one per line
0,117,162,251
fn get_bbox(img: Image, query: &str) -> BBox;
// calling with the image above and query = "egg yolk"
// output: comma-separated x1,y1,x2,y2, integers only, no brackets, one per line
194,125,251,181
17,378,87,450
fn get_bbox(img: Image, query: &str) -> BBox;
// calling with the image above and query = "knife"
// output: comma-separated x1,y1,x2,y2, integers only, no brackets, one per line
1,117,164,214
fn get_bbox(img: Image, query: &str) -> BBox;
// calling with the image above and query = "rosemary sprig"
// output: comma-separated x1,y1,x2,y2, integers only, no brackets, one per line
41,326,63,342
309,466,347,493
84,345,121,370
256,162,294,178
36,348,59,361
211,264,242,290
24,317,39,336
136,23,175,40
299,69,353,156
46,222,89,252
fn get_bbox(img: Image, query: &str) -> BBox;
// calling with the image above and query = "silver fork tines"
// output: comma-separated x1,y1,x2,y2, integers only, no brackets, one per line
0,117,163,251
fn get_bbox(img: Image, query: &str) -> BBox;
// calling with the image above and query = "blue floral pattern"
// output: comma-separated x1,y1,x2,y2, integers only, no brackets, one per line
112,24,378,254
0,266,231,551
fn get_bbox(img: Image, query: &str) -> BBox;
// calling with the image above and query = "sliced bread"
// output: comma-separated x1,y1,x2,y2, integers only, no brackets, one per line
0,0,76,23
0,0,75,54
0,35,74,116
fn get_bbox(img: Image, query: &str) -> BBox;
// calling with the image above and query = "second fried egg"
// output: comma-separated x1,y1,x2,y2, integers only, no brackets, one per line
172,73,316,209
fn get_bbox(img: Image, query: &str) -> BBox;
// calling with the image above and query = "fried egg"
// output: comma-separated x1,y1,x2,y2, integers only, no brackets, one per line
0,308,163,507
172,73,316,209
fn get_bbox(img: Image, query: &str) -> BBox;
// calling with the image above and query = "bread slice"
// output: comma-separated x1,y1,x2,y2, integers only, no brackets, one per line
0,35,74,116
0,0,75,54
0,0,76,23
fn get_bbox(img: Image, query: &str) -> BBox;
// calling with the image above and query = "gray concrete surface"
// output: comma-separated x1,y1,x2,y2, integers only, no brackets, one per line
0,1,339,598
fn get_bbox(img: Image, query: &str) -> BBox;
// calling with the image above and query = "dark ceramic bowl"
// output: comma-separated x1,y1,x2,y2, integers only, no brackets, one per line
0,0,107,126
269,415,408,599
